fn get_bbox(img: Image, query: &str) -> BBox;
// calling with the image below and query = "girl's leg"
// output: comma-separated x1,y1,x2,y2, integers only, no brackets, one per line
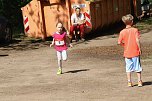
58,60,62,69
62,50,67,61
57,51,62,67
56,51,62,74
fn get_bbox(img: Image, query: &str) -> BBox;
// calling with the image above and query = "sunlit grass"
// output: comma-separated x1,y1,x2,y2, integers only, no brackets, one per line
134,17,152,33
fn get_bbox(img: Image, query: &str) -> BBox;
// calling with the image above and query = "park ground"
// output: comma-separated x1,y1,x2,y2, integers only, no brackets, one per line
0,19,152,101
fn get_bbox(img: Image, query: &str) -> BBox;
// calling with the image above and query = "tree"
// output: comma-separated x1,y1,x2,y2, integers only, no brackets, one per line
0,0,32,36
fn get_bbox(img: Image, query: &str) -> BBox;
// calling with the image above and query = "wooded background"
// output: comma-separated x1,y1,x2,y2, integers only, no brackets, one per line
0,0,31,35
0,0,152,38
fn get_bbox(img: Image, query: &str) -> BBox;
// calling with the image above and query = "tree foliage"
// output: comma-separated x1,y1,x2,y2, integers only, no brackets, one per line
0,0,32,34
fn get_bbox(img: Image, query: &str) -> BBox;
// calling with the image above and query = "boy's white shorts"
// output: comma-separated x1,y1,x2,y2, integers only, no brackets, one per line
125,56,142,72
56,50,67,61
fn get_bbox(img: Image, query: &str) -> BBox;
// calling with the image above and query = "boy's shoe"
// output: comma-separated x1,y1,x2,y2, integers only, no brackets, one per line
138,80,143,87
57,68,62,75
128,82,133,87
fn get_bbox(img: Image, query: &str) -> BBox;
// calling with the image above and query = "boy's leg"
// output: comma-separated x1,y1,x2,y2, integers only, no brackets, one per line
125,58,133,81
137,72,143,87
127,72,131,82
125,58,133,87
132,56,143,86
127,72,133,87
137,72,142,81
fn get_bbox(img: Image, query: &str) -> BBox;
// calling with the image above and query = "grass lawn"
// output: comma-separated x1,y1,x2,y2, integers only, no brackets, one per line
135,17,152,33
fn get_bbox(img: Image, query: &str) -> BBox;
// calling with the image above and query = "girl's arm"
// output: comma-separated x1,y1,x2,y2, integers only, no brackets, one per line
50,38,55,47
65,35,73,48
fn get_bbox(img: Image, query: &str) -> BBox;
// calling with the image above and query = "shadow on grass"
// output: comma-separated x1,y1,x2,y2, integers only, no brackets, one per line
63,69,90,74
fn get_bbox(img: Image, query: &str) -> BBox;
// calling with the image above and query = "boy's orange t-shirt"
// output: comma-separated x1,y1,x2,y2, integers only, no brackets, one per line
118,27,140,58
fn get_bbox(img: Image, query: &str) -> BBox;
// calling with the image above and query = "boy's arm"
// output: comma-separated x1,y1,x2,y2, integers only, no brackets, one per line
136,32,141,54
118,33,124,46
136,38,141,50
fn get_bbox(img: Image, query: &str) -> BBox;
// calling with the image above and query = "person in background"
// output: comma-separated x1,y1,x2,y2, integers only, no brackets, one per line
70,6,86,42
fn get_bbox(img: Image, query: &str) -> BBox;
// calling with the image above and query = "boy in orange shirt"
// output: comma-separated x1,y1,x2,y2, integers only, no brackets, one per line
118,14,143,87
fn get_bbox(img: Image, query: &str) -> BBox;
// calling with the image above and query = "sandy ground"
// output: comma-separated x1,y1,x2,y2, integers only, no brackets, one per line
0,30,152,101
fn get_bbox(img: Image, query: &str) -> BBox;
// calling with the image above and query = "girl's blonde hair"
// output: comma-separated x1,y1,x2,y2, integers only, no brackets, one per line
122,14,134,25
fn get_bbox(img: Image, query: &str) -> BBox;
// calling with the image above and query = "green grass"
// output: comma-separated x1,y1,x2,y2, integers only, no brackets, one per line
141,18,152,25
134,17,152,32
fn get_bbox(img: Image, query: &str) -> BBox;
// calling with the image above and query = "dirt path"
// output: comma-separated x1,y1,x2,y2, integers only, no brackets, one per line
0,31,152,101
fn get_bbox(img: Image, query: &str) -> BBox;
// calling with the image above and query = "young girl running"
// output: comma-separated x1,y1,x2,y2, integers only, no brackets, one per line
50,22,73,75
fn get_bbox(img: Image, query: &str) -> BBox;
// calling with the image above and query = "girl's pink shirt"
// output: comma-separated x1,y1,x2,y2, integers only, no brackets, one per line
52,32,67,51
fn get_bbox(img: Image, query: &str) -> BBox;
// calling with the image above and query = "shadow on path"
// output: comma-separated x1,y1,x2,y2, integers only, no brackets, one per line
0,54,9,57
143,81,152,86
63,69,90,74
133,81,152,87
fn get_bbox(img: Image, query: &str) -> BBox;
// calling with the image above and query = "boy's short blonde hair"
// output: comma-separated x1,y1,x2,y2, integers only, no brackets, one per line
122,14,134,25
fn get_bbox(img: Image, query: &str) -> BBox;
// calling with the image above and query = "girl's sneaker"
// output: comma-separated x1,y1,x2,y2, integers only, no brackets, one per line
138,80,143,87
57,68,62,75
128,82,133,87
